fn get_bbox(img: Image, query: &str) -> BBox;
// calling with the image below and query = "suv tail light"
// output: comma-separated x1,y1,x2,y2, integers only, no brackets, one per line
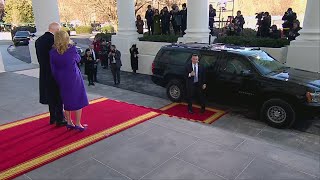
152,62,155,74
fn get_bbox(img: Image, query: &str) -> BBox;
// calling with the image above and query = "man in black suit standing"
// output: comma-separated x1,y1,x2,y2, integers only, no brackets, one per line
108,45,122,85
89,44,100,82
35,22,67,126
185,54,206,114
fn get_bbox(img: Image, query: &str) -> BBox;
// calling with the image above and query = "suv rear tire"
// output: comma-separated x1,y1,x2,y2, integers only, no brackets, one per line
166,79,184,102
261,98,295,129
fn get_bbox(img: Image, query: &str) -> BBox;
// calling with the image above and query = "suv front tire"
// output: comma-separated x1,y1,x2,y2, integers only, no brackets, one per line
166,79,184,102
261,98,295,128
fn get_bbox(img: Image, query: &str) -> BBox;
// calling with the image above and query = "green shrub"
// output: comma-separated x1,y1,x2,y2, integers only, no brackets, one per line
94,33,114,42
241,28,257,37
75,26,93,34
101,25,115,33
214,36,290,48
139,34,181,43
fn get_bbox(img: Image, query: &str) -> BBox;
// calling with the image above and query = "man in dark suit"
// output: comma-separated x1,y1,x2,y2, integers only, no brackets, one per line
185,54,207,114
35,22,67,126
108,45,122,85
89,44,100,82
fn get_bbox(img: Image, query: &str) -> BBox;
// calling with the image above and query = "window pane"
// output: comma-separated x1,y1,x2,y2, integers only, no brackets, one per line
225,57,251,74
162,50,192,64
200,54,218,68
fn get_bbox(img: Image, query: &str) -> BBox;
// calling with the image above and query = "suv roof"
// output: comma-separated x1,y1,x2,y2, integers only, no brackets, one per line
163,43,263,56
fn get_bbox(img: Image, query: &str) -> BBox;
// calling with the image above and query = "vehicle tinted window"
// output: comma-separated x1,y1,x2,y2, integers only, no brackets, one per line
249,51,286,75
200,54,218,69
161,50,192,64
15,31,29,36
221,55,252,75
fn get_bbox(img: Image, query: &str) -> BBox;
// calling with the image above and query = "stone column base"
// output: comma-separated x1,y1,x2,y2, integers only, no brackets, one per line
286,40,320,72
178,33,216,44
111,34,140,73
29,39,39,65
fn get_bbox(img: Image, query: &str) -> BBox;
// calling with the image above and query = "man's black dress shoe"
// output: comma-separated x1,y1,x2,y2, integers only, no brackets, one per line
50,120,56,125
56,120,67,127
200,108,205,114
188,109,194,114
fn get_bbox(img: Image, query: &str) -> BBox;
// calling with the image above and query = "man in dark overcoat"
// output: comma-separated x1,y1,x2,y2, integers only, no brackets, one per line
35,22,67,126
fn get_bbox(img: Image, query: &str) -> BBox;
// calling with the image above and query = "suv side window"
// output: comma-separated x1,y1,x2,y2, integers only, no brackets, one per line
220,55,252,75
199,53,219,69
161,50,192,65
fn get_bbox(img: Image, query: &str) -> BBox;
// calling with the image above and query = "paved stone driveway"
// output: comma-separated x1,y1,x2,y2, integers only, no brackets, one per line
1,70,319,180
1,41,319,180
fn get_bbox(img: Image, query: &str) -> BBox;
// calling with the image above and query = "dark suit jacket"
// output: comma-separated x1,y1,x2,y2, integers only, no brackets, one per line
108,50,122,68
185,62,206,89
35,32,60,105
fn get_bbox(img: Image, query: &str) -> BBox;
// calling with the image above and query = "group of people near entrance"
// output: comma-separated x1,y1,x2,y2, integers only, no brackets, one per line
35,23,208,131
139,3,301,42
81,41,122,86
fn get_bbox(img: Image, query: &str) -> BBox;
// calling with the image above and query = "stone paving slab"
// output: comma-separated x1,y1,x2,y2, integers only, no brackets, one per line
0,70,319,180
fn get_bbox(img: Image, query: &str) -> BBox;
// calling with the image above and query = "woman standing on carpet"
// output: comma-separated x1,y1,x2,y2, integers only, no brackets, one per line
50,30,89,131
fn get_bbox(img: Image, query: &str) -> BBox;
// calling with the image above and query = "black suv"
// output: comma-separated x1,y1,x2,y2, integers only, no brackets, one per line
152,43,320,128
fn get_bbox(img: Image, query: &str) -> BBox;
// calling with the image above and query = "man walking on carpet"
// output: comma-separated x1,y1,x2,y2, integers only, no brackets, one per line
35,22,67,126
185,54,207,114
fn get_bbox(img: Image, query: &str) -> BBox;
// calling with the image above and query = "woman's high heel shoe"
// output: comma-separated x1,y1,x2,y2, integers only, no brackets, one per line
66,124,76,130
75,125,88,132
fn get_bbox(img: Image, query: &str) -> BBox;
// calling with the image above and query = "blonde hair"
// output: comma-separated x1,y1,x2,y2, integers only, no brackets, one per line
54,30,70,54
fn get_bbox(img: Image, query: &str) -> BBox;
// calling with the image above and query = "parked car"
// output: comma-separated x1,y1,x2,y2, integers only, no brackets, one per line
12,31,32,46
151,43,320,128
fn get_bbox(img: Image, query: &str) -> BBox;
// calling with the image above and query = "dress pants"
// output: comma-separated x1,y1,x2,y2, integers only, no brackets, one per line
93,67,98,82
87,70,94,84
49,102,64,123
187,82,206,110
111,64,120,84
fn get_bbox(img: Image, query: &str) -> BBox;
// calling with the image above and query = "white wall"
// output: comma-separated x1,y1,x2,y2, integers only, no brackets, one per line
120,41,170,75
0,32,12,40
261,47,288,64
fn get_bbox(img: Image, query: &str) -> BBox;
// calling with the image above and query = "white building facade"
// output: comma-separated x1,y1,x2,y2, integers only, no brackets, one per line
29,0,320,74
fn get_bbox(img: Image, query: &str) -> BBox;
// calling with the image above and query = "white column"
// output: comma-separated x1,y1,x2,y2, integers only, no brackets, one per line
178,0,212,43
116,0,138,36
31,0,60,36
112,0,140,73
286,0,320,72
29,0,60,64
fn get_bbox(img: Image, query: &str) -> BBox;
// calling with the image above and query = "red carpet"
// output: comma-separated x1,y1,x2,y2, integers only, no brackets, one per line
153,103,227,124
0,98,159,180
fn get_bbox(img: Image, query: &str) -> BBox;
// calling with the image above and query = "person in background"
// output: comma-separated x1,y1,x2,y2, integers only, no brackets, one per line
282,8,297,36
89,44,99,82
287,21,301,41
35,22,67,126
234,10,245,30
185,54,206,114
153,9,161,35
160,7,171,35
269,25,281,39
83,49,95,86
261,12,271,37
109,45,122,85
50,30,89,131
130,44,139,74
209,4,216,36
100,39,109,69
136,15,144,34
180,3,187,35
145,5,154,35
171,4,181,35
